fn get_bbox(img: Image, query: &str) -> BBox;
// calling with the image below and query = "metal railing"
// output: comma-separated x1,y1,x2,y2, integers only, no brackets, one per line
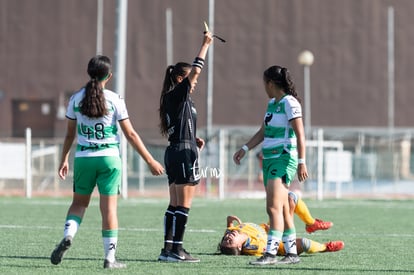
1,127,414,199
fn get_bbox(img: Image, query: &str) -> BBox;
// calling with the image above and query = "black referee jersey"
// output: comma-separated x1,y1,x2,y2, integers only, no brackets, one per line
163,78,197,144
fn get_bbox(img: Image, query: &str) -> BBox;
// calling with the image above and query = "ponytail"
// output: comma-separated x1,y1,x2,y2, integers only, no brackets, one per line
80,55,112,118
159,65,175,137
80,78,108,118
159,62,192,137
264,65,301,103
161,65,176,97
280,67,299,101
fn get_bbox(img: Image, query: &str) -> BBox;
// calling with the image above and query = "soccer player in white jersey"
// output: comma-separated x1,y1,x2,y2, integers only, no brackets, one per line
50,55,164,269
233,65,308,265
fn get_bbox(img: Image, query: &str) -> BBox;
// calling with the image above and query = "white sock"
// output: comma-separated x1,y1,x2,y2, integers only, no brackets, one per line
63,219,79,238
282,233,297,255
103,237,117,262
266,230,282,256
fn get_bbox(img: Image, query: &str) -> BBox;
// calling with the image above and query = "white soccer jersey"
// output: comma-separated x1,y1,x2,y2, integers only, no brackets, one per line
262,95,302,159
66,88,129,157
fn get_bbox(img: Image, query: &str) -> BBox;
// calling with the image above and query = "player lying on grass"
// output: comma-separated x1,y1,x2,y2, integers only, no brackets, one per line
218,191,342,256
218,215,344,256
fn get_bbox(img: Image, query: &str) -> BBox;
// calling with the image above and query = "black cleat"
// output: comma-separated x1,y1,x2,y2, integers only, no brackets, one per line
158,248,170,261
167,249,200,263
50,236,72,265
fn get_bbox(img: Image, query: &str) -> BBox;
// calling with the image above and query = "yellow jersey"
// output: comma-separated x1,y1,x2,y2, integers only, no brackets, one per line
226,222,267,256
226,222,288,256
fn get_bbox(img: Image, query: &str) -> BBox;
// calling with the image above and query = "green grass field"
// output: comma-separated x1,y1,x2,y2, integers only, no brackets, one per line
1,196,413,274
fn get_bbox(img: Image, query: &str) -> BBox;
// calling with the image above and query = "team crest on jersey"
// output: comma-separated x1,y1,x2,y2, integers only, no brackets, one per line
264,113,273,126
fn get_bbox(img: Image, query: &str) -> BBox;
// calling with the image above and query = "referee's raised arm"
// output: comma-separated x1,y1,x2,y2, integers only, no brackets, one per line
187,31,213,86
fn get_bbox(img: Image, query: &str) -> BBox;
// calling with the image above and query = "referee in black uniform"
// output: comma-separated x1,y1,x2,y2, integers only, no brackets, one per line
158,31,213,262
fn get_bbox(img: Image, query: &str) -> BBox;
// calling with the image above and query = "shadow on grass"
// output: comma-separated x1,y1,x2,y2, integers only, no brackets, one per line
242,265,414,273
1,255,412,273
0,255,105,270
0,255,101,261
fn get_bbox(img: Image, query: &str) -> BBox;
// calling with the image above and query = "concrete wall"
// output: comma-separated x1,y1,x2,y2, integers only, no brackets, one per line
1,0,412,139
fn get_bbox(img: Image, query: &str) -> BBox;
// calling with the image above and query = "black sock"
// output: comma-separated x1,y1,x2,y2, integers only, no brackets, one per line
163,205,176,251
172,206,190,252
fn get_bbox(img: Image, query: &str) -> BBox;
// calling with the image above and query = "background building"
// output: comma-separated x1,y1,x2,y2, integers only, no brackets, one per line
1,0,412,139
1,0,414,199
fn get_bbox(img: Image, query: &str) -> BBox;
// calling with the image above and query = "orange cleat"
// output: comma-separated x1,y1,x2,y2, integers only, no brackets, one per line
324,241,345,252
305,218,333,233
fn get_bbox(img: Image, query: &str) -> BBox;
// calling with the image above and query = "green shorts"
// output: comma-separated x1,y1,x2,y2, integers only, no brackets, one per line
262,153,297,187
73,156,122,195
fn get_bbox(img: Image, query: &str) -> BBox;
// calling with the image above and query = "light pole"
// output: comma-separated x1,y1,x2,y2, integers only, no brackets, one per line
96,0,104,54
114,0,128,198
205,0,215,197
298,50,314,139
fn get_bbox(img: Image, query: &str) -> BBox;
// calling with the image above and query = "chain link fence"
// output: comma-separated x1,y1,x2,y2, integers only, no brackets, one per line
1,127,414,199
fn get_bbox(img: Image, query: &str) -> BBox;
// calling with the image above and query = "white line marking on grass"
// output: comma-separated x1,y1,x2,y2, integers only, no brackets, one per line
305,200,414,210
119,228,216,233
0,198,166,207
302,231,414,238
3,224,413,239
119,227,159,232
0,200,71,206
0,225,56,229
4,224,414,237
0,224,217,233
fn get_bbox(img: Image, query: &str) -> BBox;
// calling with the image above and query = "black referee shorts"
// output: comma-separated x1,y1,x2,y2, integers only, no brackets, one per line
164,142,200,185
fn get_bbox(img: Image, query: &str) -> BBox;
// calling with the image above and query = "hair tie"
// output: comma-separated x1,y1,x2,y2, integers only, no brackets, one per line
99,73,110,82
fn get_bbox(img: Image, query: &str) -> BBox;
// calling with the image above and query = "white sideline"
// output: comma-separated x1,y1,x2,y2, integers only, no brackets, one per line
2,224,414,238
0,224,217,233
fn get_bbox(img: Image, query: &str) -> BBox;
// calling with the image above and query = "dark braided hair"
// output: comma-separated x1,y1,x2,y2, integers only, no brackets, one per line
217,235,242,256
263,65,301,103
159,62,192,137
79,55,111,118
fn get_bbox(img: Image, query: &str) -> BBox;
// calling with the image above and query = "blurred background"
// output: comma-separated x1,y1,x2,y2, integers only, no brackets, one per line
1,0,414,199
